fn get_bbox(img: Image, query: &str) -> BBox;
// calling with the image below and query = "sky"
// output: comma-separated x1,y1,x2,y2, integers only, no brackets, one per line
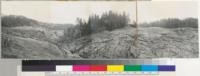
1,1,198,24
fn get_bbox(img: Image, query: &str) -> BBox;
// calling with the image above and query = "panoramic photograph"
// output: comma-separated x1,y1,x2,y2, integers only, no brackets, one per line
1,1,198,59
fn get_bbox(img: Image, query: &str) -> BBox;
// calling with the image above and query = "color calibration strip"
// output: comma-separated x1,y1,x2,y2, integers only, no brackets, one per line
22,65,175,72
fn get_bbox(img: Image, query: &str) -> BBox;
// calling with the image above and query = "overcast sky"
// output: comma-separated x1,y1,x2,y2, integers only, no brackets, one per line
1,1,198,24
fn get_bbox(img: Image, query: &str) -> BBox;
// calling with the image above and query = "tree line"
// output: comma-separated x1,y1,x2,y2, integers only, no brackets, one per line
141,18,198,28
63,11,130,42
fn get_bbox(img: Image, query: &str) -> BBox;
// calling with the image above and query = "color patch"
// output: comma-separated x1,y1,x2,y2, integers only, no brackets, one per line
124,65,141,71
90,65,107,71
22,65,55,71
141,65,158,71
107,65,124,72
158,65,175,71
56,65,72,72
73,65,90,71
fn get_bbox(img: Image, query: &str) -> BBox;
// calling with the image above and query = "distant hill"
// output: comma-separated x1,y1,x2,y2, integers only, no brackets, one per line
140,18,198,28
1,15,39,27
51,24,74,30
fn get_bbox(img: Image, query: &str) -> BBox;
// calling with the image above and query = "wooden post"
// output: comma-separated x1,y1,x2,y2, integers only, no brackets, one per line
134,0,139,47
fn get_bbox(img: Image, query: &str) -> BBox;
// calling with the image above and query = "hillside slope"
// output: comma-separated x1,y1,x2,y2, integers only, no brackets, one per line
61,26,198,58
2,34,64,59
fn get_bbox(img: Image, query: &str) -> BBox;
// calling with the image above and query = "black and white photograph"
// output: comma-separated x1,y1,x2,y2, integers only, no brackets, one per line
1,1,198,59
